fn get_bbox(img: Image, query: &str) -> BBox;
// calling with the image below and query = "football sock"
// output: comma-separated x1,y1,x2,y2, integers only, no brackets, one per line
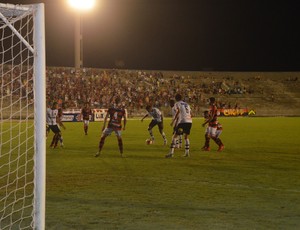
185,139,190,154
118,138,123,153
54,133,61,147
205,134,210,147
175,137,179,146
99,136,105,152
162,132,166,140
211,136,223,146
170,139,176,154
50,134,56,147
148,129,154,140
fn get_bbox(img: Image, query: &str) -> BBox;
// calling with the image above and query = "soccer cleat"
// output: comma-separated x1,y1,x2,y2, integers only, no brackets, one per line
94,152,100,157
218,145,225,152
183,153,190,157
165,153,173,158
60,143,64,148
201,146,210,151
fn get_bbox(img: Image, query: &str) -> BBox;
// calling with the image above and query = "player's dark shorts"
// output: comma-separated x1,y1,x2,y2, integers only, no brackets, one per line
149,119,163,130
49,125,60,134
175,123,192,135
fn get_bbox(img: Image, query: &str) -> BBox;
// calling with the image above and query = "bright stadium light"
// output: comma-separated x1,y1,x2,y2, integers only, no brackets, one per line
67,0,96,68
68,0,96,11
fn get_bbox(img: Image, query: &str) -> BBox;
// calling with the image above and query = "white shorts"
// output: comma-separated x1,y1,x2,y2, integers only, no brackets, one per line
102,128,122,137
207,126,217,137
83,120,89,126
206,126,222,138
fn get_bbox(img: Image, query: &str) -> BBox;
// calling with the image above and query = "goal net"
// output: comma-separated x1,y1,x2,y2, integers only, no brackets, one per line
0,3,45,230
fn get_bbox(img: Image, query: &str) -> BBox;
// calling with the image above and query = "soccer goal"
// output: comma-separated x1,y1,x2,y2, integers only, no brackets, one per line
0,3,46,230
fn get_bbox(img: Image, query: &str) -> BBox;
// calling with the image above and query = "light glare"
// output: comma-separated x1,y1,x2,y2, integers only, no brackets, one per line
68,0,96,11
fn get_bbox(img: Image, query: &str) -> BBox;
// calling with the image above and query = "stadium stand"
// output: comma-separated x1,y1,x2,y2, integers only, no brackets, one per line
45,67,300,117
1,65,300,118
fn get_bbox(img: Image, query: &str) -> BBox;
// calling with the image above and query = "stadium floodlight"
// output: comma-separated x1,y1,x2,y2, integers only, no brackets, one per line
68,0,96,11
67,0,96,68
0,3,46,230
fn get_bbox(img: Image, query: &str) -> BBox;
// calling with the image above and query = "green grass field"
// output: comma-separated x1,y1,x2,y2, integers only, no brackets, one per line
45,117,300,229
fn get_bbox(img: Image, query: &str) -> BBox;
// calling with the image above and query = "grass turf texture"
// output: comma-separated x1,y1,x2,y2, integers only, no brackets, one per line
46,117,300,229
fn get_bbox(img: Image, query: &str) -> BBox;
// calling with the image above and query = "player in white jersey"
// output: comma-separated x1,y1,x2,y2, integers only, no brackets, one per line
166,94,192,158
46,102,62,148
170,99,182,148
141,105,167,145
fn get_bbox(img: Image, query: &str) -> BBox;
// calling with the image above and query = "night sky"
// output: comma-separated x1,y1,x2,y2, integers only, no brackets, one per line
5,0,300,71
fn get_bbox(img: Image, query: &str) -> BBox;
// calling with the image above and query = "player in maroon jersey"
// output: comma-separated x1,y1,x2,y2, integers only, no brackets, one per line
81,102,93,135
95,98,127,157
202,97,224,152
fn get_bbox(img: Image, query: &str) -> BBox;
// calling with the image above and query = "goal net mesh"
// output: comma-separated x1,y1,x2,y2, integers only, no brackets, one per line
0,4,36,229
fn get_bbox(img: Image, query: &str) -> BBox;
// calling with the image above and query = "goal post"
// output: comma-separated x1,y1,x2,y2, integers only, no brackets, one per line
0,3,46,230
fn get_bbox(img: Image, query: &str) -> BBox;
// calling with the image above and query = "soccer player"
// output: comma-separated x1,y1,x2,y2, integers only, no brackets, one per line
202,110,223,151
141,105,167,145
46,102,62,148
57,107,66,147
81,102,93,135
170,99,182,148
166,94,192,158
95,98,126,157
201,97,224,152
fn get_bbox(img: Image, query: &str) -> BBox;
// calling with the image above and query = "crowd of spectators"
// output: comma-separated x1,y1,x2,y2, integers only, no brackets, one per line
45,67,255,116
4,65,297,117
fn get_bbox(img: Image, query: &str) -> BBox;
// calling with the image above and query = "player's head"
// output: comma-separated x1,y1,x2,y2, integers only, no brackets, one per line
169,99,175,107
145,105,152,112
175,94,182,102
115,97,121,105
209,97,215,104
52,102,58,109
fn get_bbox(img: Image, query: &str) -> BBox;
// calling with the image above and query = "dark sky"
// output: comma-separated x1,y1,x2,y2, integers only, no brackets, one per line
6,0,300,71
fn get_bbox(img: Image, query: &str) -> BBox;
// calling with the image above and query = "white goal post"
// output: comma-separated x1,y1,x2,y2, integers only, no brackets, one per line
0,3,46,230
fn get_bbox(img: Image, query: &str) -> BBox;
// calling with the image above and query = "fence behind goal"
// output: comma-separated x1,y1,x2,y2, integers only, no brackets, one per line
0,3,45,230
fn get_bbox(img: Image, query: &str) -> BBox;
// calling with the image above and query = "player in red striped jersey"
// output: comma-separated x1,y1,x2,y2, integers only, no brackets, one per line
81,102,93,135
202,97,224,152
95,98,127,157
